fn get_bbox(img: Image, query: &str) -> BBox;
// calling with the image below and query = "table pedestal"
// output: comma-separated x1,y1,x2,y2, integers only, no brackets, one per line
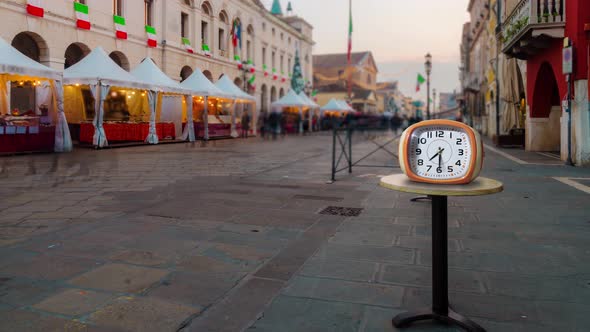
392,195,485,332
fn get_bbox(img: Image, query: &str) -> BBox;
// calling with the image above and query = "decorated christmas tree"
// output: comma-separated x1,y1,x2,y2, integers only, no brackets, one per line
290,50,305,94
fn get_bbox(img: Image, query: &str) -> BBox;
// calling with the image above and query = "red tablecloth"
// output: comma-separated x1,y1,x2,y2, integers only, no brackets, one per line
193,122,232,138
0,126,55,153
79,122,175,143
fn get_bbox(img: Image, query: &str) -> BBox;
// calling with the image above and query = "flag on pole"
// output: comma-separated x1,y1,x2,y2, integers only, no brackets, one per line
113,15,127,39
74,2,90,30
230,19,242,49
201,43,211,57
347,0,353,62
182,38,194,53
26,0,44,17
145,25,157,47
416,73,426,92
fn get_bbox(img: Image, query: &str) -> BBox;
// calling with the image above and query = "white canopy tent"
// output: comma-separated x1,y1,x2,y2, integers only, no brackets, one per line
0,37,72,152
64,47,153,147
271,90,309,133
131,58,195,142
215,75,256,137
298,92,319,108
180,69,229,140
321,99,353,113
336,100,354,111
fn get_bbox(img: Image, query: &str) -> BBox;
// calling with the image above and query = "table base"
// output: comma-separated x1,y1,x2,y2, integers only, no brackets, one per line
393,307,485,332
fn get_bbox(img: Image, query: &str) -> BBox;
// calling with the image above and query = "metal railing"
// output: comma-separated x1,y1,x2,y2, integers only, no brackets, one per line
502,0,565,46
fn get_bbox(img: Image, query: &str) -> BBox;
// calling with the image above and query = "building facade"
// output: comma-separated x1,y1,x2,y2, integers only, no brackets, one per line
0,0,314,116
313,51,378,113
501,0,590,164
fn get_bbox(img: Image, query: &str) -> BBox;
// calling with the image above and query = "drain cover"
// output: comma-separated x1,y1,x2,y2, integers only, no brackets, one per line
319,206,364,217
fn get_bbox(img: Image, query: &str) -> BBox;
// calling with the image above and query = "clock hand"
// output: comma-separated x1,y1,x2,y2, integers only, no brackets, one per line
438,151,442,167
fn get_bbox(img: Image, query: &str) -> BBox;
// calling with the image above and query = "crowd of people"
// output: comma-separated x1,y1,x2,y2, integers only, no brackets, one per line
245,110,426,140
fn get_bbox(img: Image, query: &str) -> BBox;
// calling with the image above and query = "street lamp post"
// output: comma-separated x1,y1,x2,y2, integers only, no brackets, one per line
425,53,432,120
433,88,437,118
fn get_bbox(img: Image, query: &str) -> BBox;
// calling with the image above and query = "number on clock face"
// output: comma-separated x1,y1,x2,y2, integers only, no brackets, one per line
408,126,471,180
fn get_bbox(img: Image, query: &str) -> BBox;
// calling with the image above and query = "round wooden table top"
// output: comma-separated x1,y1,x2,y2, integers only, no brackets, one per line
380,174,503,197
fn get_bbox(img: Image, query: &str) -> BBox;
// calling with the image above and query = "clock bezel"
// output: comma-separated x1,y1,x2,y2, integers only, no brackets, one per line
399,120,481,185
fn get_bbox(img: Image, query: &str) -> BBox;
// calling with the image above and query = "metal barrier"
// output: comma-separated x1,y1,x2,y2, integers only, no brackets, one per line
330,126,401,182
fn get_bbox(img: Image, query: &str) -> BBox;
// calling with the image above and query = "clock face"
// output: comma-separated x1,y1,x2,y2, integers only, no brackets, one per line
408,125,472,180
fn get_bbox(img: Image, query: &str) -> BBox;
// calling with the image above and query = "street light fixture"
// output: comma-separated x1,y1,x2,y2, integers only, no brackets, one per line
425,53,432,120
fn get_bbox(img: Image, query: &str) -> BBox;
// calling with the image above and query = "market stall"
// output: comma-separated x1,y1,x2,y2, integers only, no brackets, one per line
299,92,320,132
214,75,256,138
271,90,308,134
0,37,72,154
131,58,195,142
180,69,231,139
63,47,155,147
320,99,353,129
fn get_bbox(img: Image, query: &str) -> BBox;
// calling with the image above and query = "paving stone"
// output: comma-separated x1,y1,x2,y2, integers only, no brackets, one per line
315,243,414,264
109,249,169,267
148,271,245,308
33,288,113,316
185,277,284,332
398,235,460,252
176,255,248,274
248,296,365,332
1,254,99,281
0,277,58,307
379,264,486,293
0,308,89,332
299,258,378,282
359,305,464,332
283,276,404,308
89,296,197,332
69,264,169,293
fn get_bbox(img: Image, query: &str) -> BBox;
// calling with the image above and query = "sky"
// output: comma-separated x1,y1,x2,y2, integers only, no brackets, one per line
262,0,470,101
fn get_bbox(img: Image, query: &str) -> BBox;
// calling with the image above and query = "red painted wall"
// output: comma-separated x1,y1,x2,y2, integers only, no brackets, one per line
526,0,590,117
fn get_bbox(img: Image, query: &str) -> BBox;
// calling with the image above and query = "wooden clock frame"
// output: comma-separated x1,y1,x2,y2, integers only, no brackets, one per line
398,119,483,185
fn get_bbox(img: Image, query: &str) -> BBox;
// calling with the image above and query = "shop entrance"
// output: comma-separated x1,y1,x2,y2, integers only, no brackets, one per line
528,62,561,153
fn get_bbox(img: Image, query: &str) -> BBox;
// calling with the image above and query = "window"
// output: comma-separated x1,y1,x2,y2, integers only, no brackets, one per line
218,28,225,50
280,33,284,40
183,0,191,6
262,22,266,31
288,37,291,45
272,51,276,68
181,12,189,38
262,47,266,66
280,55,284,72
113,0,123,16
201,2,210,15
367,75,371,85
144,0,153,26
288,57,291,72
76,0,86,4
246,40,251,60
272,28,275,37
201,21,208,44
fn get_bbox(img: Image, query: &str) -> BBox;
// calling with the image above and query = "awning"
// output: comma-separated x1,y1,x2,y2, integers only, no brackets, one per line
0,37,61,80
214,75,256,102
298,92,319,108
130,58,193,95
271,89,308,108
180,69,229,98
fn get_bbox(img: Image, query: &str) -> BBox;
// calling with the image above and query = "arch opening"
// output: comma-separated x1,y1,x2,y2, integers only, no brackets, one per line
11,31,48,65
109,51,130,71
203,70,213,82
64,43,90,69
180,66,193,82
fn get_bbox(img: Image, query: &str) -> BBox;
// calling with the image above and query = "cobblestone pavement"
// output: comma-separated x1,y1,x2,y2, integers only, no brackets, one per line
0,132,589,332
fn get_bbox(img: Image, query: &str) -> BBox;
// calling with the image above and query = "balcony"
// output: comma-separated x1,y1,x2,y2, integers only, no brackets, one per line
501,0,565,59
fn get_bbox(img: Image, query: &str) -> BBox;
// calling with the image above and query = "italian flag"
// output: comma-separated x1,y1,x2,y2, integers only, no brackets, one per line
145,25,157,47
202,43,211,57
272,68,278,81
281,72,286,83
246,60,255,73
182,38,194,54
26,0,44,18
248,75,256,91
234,55,243,69
263,64,269,77
416,73,426,92
113,15,127,40
74,2,90,30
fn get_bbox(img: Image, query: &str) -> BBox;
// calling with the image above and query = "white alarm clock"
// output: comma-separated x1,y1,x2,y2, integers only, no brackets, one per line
398,119,483,185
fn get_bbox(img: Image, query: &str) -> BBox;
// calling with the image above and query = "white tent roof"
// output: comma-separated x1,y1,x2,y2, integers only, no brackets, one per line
336,100,354,111
63,47,152,89
298,92,319,108
0,37,61,80
215,75,256,102
180,69,228,97
272,89,308,108
130,58,192,95
321,99,352,112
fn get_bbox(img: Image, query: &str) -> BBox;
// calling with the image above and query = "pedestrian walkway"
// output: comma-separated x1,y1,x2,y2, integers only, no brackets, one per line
0,134,589,332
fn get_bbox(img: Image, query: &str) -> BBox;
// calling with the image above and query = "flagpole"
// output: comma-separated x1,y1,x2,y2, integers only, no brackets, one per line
347,0,352,104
